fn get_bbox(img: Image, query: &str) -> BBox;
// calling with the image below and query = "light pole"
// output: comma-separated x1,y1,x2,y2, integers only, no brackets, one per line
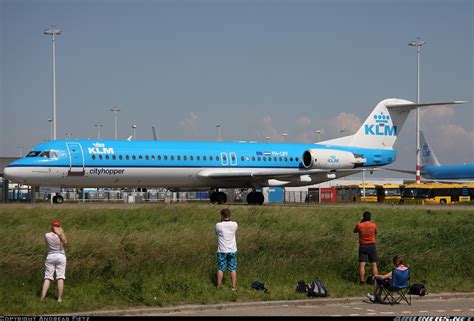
48,119,53,140
16,146,24,157
95,122,103,139
340,128,348,136
265,136,271,142
216,124,221,142
110,107,120,140
315,130,321,143
44,26,61,140
280,132,288,143
132,124,137,140
66,131,72,139
409,37,426,184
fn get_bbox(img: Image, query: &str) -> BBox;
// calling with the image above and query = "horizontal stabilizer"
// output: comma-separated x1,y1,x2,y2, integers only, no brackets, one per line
386,101,467,109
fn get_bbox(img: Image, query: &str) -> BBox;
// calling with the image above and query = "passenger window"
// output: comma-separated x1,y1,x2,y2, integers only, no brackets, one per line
241,156,244,161
105,155,110,160
99,155,103,160
263,157,266,161
190,156,194,161
203,156,207,161
258,157,261,161
274,157,277,161
252,156,255,161
295,157,299,162
112,155,116,160
151,155,155,160
216,156,219,161
210,156,213,161
119,155,123,160
223,155,227,161
171,156,174,161
132,155,136,160
177,156,181,161
164,155,167,160
279,157,282,161
158,155,161,160
126,155,130,160
232,155,236,161
146,155,149,160
183,156,187,161
196,156,200,161
290,157,293,162
139,155,143,160
285,157,288,162
92,155,96,160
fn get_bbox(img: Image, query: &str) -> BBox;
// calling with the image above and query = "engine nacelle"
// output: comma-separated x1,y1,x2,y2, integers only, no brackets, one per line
302,149,366,169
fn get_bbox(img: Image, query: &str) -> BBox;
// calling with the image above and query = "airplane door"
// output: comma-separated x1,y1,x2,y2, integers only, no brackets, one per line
66,142,85,176
220,152,229,166
229,152,237,166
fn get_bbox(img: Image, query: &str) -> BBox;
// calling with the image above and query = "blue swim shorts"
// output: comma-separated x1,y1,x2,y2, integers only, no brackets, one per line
217,252,237,272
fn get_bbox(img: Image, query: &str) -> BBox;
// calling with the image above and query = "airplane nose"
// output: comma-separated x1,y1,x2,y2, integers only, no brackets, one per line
3,166,21,183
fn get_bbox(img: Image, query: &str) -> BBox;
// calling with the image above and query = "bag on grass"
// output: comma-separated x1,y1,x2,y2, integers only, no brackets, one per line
251,281,269,293
409,283,426,296
296,280,308,294
307,278,328,297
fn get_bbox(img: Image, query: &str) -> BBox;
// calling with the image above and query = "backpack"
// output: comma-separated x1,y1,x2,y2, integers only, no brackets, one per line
251,281,269,293
409,283,426,296
296,280,308,294
307,278,328,297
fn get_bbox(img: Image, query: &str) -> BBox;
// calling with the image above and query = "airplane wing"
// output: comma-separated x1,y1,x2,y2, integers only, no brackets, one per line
198,168,364,186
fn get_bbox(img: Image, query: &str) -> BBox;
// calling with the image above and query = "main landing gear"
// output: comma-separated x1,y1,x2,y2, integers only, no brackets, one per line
210,191,227,204
246,191,264,205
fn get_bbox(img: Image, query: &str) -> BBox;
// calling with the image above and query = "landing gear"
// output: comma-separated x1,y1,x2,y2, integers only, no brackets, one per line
210,191,227,204
52,195,64,204
246,191,264,205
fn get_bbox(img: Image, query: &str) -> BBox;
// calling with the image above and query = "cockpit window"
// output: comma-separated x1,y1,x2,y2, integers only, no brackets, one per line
26,151,41,157
38,151,58,159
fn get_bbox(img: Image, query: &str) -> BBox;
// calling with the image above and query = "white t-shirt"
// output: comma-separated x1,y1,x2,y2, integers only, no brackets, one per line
215,221,238,253
45,232,65,255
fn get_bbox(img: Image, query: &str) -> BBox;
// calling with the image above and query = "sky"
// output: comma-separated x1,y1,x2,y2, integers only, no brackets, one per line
0,0,473,179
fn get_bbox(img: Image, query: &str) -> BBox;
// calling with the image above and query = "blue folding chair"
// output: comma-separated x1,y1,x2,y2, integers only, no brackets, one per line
380,268,411,305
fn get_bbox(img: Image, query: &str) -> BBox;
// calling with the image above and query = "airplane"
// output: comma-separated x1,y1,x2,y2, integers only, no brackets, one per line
387,130,474,180
4,98,465,204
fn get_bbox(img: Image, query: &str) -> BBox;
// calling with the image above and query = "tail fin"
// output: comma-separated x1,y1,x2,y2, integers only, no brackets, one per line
322,98,466,149
420,130,440,166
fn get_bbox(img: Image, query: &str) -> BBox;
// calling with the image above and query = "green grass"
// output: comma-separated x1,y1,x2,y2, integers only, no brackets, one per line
0,203,473,314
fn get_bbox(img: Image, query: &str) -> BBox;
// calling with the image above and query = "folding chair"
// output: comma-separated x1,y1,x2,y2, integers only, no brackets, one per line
380,268,411,305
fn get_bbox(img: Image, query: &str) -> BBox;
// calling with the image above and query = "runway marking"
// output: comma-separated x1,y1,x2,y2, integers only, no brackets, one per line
353,307,363,310
435,310,446,312
349,314,360,316
367,313,377,315
366,309,376,312
453,309,462,312
381,312,395,315
341,306,350,308
402,311,412,314
419,311,429,313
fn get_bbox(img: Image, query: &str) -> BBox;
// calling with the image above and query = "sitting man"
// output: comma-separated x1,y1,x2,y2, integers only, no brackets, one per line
367,255,408,303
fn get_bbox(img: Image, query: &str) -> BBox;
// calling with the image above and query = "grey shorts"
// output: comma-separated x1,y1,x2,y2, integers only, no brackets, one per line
359,244,378,263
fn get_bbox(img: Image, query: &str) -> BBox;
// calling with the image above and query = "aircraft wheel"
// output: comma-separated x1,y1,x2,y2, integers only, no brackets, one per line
256,192,265,205
210,192,219,204
53,195,64,204
246,192,256,204
217,192,227,204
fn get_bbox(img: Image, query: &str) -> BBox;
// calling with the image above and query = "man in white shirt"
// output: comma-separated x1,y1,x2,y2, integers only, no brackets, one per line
215,208,238,290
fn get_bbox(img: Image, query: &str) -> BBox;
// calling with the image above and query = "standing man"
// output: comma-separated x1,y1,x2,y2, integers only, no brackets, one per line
215,208,238,290
353,211,379,285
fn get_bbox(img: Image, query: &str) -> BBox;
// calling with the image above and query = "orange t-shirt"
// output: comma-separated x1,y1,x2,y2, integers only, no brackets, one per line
355,221,378,244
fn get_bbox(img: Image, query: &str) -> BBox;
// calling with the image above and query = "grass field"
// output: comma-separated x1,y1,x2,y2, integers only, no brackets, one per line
0,203,473,314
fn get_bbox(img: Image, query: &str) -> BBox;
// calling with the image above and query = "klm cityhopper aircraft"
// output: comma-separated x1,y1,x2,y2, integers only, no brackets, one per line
4,98,465,204
388,130,474,181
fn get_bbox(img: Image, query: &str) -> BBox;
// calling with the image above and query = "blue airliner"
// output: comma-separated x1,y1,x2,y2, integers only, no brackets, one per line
4,98,465,204
388,130,474,181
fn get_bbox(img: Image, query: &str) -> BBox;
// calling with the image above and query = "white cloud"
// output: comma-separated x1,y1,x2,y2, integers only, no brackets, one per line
296,116,311,128
326,112,362,138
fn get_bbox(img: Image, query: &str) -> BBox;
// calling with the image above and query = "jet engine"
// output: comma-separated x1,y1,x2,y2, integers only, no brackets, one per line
302,149,366,169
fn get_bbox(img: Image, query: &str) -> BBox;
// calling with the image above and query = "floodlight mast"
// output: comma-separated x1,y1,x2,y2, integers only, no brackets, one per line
44,26,61,140
409,37,426,184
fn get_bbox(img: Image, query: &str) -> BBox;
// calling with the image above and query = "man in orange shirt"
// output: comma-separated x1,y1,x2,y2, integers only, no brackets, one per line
353,211,379,285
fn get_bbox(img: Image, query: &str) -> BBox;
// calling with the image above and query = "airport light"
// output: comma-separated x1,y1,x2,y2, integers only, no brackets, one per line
44,26,61,140
47,119,53,140
110,107,120,140
280,132,288,143
66,131,72,139
315,130,321,143
132,124,137,140
265,136,271,142
216,124,221,142
16,146,24,157
340,128,348,136
409,37,426,184
95,122,103,139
